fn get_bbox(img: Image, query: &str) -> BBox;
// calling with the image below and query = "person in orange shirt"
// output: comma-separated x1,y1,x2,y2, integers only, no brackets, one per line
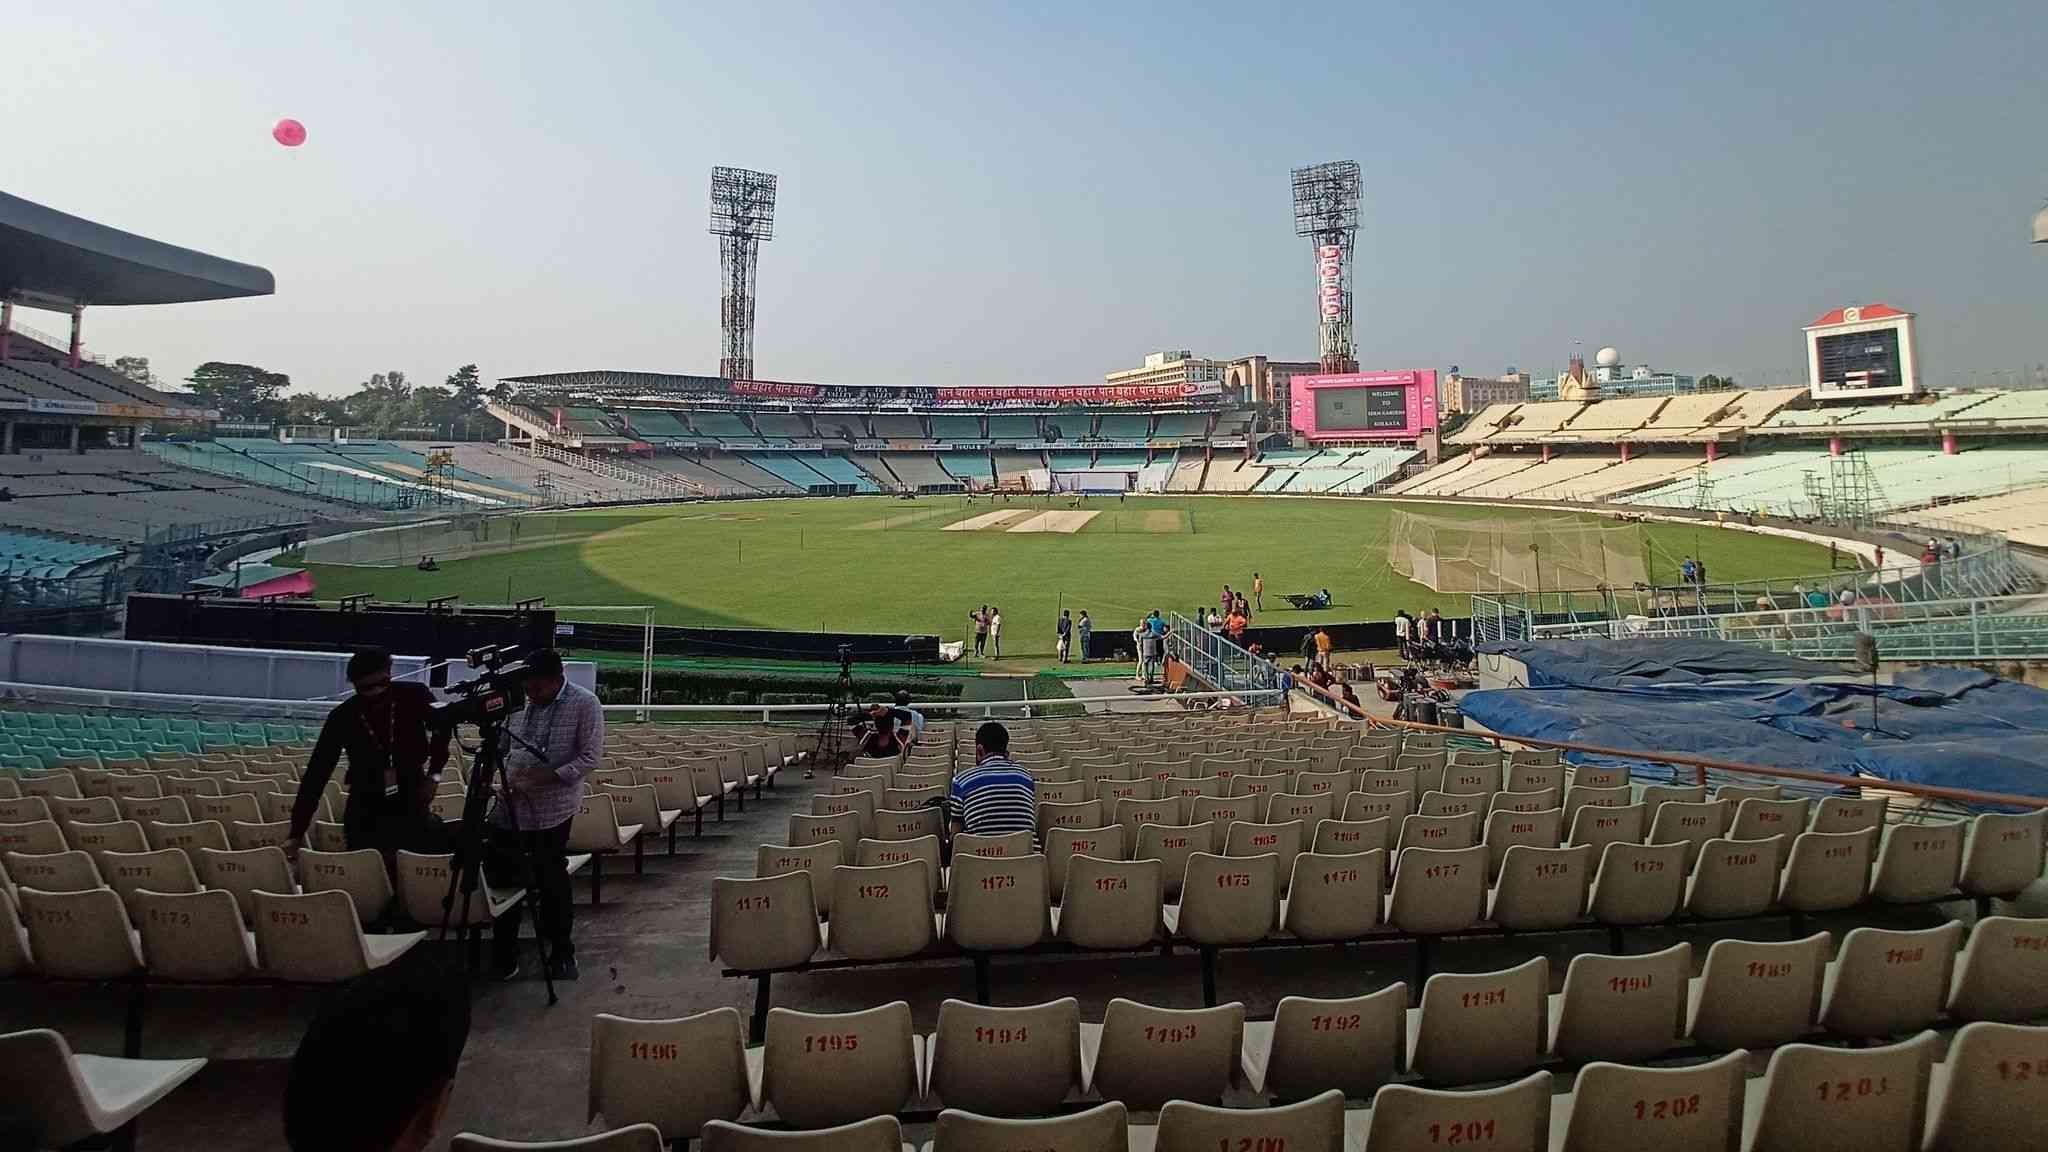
1313,626,1333,669
1252,572,1264,612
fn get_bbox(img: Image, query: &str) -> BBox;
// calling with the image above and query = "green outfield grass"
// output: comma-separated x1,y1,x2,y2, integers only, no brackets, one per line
296,495,1836,657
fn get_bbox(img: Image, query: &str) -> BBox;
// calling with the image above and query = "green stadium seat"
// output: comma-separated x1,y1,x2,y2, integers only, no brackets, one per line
52,715,84,732
26,715,57,731
265,724,299,744
81,716,111,732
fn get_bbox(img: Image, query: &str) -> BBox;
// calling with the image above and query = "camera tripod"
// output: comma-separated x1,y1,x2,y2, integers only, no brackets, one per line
440,715,559,1006
807,654,857,779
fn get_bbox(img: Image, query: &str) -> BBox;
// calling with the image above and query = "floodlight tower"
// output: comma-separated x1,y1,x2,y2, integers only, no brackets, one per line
709,166,778,380
1291,161,1363,373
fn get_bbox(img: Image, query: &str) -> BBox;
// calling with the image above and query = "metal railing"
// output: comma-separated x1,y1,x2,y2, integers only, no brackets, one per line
1165,613,1286,701
1532,592,2048,662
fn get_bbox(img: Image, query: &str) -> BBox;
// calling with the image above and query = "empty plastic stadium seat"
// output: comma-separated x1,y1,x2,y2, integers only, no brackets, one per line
1923,1021,2048,1151
929,1103,1124,1152
0,1029,206,1150
1552,1050,1746,1152
924,998,1083,1117
1687,932,1829,1050
1819,921,1963,1039
759,1002,921,1129
1281,850,1385,941
1947,915,2048,1023
1081,998,1244,1108
132,888,256,981
586,1008,752,1142
1055,855,1164,949
1361,1071,1552,1151
945,852,1050,952
1548,942,1691,1064
1145,1089,1345,1152
826,861,935,961
710,873,820,972
252,889,424,981
1740,1032,1936,1152
1239,986,1406,1102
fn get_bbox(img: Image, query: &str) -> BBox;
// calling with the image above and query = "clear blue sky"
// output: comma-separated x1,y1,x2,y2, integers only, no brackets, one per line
8,1,2044,394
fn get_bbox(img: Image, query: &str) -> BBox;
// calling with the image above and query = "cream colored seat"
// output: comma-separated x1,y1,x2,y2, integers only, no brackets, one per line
18,886,142,980
1395,811,1479,854
1405,957,1548,1086
1946,914,2048,1022
924,997,1082,1116
1418,791,1485,819
1055,855,1165,949
1114,797,1187,854
1922,1020,2048,1151
873,806,945,842
1712,782,1781,806
1359,1071,1552,1152
228,820,292,852
755,842,840,917
1081,998,1244,1108
953,830,1034,860
1819,921,1962,1039
1267,791,1337,830
4,849,103,893
132,888,257,981
65,820,148,856
1191,797,1265,851
1552,1050,1745,1152
1685,836,1784,919
1491,786,1561,815
1777,829,1874,914
1739,1031,1935,1152
701,1116,901,1152
928,1102,1124,1152
946,852,1050,952
298,847,394,923
112,795,190,827
1505,759,1565,794
1587,840,1686,931
1483,807,1563,880
1387,844,1487,937
1487,844,1591,931
1960,809,2047,902
0,1029,206,1150
1038,799,1103,839
1686,932,1829,1050
0,819,67,856
1640,783,1708,813
1729,796,1810,841
760,1001,922,1128
1548,942,1691,1063
192,794,261,826
1240,986,1405,1102
1045,827,1122,901
0,796,51,823
1572,765,1628,789
1145,1089,1344,1152
52,797,118,828
856,835,942,896
1357,767,1418,798
1569,802,1645,860
1648,799,1729,869
395,850,525,930
1135,823,1214,900
826,860,936,961
586,1008,753,1143
599,783,682,855
1867,821,1964,904
251,889,424,981
1311,817,1389,857
1810,795,1887,835
101,847,201,915
1341,790,1413,824
453,1127,665,1152
787,812,863,864
1281,850,1385,942
1563,783,1631,825
1176,852,1278,946
709,872,821,972
1222,820,1305,896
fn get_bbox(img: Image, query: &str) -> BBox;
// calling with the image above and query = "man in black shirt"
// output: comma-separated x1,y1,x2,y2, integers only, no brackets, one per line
284,649,451,863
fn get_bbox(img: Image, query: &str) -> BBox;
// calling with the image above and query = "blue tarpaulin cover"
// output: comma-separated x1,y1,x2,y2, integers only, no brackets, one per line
1460,640,2048,804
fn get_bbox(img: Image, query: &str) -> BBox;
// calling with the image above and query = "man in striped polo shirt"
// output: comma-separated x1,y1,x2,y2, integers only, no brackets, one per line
946,721,1038,843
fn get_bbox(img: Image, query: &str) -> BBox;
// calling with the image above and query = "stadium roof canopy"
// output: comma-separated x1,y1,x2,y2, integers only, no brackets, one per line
0,191,275,309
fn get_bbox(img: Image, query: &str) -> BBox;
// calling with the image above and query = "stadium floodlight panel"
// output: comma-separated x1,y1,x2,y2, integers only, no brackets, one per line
709,167,778,239
1291,160,1362,237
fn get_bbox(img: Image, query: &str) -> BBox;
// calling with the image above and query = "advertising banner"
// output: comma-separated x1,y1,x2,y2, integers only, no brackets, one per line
933,383,1220,405
1287,370,1438,441
729,380,820,399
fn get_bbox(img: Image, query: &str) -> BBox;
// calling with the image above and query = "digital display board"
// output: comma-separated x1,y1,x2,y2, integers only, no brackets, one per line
1287,370,1438,441
1314,386,1409,430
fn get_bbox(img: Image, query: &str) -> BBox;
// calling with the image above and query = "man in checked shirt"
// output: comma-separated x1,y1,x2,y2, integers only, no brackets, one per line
486,649,604,981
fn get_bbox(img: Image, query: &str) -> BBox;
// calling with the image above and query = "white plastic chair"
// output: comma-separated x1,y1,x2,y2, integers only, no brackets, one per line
1685,835,1784,920
709,872,821,972
1406,956,1548,1086
928,1102,1124,1152
1361,1071,1552,1152
1281,849,1385,942
945,852,1050,952
826,860,936,961
1960,809,2047,903
1946,914,2048,1023
1177,852,1278,947
132,888,258,981
700,1116,900,1152
759,1001,921,1129
1548,942,1691,1064
586,1008,753,1143
1483,807,1563,880
1240,986,1405,1102
1819,921,1962,1039
1739,1031,1935,1152
1587,840,1686,933
1868,820,1964,904
924,997,1082,1117
1148,1089,1345,1152
1487,844,1591,932
396,850,526,930
1044,826,1122,902
1387,844,1487,937
755,841,840,917
252,888,424,982
18,886,142,980
1081,998,1243,1109
1686,931,1828,1051
0,1029,206,1149
1922,1020,2048,1151
4,848,104,893
1553,1049,1745,1152
1055,855,1164,949
297,847,393,924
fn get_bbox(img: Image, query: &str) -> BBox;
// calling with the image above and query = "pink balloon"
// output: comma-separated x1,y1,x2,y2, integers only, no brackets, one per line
272,118,307,147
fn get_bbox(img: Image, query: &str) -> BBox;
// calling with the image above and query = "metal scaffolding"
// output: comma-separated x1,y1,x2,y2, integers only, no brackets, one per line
1290,160,1362,373
709,167,777,381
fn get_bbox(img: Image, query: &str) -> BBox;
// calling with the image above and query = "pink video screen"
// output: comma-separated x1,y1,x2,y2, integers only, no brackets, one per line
1288,370,1437,441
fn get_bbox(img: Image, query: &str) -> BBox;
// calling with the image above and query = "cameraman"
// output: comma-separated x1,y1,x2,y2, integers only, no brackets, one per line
286,648,450,866
485,649,603,982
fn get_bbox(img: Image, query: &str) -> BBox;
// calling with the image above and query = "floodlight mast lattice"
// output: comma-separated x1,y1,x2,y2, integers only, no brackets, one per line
709,167,778,380
1291,161,1362,374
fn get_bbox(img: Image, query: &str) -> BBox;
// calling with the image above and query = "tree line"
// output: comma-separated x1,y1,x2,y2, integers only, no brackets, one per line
115,358,509,440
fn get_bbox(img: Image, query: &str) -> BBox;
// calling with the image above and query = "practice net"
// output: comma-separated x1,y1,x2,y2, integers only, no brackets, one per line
1386,510,1648,593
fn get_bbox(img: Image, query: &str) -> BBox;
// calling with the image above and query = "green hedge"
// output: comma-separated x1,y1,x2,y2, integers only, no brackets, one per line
595,666,966,707
1027,672,1083,717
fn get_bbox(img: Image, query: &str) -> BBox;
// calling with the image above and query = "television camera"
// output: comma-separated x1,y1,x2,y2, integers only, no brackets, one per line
428,644,536,729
